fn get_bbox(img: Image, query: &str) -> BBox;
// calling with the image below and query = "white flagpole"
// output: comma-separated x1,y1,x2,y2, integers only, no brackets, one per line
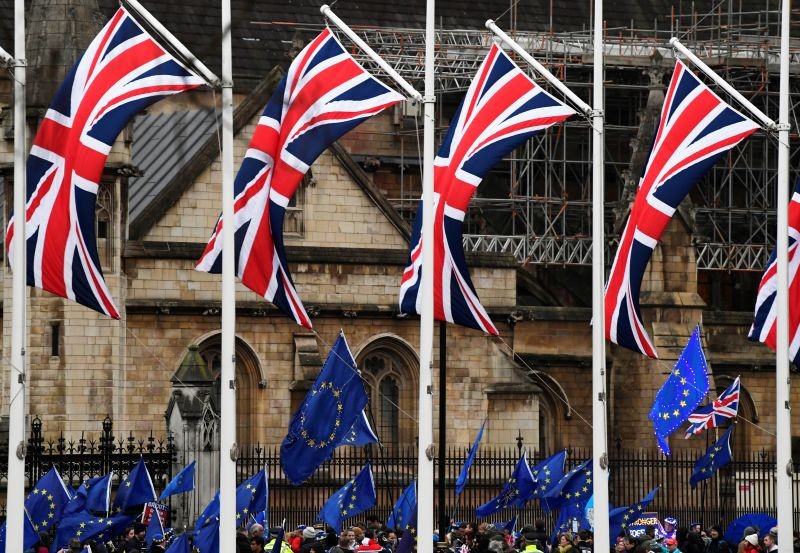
775,0,794,547
417,0,436,549
6,0,27,549
218,0,237,551
591,0,610,547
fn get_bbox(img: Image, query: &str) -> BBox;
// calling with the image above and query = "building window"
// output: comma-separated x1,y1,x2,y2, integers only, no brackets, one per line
357,337,418,451
50,322,61,357
95,184,113,269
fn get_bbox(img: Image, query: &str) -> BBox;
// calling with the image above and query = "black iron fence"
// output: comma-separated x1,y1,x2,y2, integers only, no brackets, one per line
0,420,796,534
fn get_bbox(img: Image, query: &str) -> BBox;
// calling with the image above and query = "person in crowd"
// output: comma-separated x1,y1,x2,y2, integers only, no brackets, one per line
522,534,546,553
288,528,306,553
149,535,167,553
663,520,678,541
249,525,265,541
356,530,383,552
353,527,366,547
330,536,354,553
384,530,399,552
621,535,636,553
299,527,321,553
266,528,294,553
250,536,265,553
742,534,762,553
763,528,778,553
684,524,705,553
705,525,729,553
739,529,760,553
558,533,575,553
238,526,252,553
575,530,593,553
124,522,147,553
665,539,682,553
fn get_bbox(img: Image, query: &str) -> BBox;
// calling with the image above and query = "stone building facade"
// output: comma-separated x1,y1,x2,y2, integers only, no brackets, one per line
0,0,796,493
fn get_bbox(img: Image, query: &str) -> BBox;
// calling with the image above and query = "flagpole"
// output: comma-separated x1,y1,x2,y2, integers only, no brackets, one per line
418,0,436,549
775,0,794,549
218,0,237,551
6,0,27,548
591,0,610,550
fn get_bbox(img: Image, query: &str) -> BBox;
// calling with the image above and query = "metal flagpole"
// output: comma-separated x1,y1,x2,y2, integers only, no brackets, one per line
418,0,436,549
6,0,27,548
591,0,610,548
775,0,794,548
219,0,237,551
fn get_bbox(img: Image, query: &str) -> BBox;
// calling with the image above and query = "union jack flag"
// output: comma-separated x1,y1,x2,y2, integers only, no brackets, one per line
5,8,205,318
196,29,403,328
749,178,800,365
684,376,740,438
604,59,759,357
399,44,575,334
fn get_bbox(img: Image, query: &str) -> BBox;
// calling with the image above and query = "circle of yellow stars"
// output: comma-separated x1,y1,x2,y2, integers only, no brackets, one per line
300,380,345,449
337,478,359,517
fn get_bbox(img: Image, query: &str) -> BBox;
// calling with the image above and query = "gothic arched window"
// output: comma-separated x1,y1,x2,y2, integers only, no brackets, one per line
95,183,113,269
357,336,418,451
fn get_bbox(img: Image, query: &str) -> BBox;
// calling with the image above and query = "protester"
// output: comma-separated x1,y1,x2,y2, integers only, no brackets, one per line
764,528,778,553
705,525,729,553
742,534,762,553
665,539,682,553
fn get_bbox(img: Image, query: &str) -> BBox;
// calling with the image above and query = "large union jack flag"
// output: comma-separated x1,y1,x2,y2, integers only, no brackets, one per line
399,44,575,334
604,59,759,357
5,8,204,318
684,376,740,438
749,179,800,365
196,29,403,328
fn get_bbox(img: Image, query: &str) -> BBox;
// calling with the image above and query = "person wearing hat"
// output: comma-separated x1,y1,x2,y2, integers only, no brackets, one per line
298,526,322,553
764,528,778,553
522,532,546,553
124,522,147,553
661,518,678,541
706,526,729,553
664,538,681,553
742,534,761,553
149,534,166,553
266,529,294,553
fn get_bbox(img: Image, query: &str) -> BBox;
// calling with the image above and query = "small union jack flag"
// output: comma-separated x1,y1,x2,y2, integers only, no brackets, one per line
749,179,800,365
5,8,205,318
604,59,759,357
399,44,575,334
196,29,403,328
684,376,741,438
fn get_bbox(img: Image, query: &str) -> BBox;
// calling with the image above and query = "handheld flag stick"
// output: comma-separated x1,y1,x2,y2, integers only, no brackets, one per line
122,0,220,86
6,0,27,550
669,38,775,130
320,5,422,102
775,0,794,548
485,20,592,117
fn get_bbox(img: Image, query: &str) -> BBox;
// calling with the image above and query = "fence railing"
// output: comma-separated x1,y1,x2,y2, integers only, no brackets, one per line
0,420,796,533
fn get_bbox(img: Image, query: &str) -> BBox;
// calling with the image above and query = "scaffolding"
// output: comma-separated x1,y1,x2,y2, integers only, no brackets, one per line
313,3,800,270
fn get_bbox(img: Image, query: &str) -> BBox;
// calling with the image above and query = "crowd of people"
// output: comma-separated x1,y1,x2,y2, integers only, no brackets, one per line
23,514,800,553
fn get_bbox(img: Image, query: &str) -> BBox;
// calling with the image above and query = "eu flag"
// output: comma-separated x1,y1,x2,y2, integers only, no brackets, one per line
395,510,417,553
475,452,535,518
25,466,72,534
456,419,486,496
649,327,710,455
145,504,166,546
159,461,196,500
0,513,40,551
541,458,592,513
113,456,156,512
530,450,567,501
236,469,268,524
195,491,219,531
318,463,376,532
193,515,220,553
164,532,192,553
281,333,370,485
608,487,659,542
64,472,113,516
690,424,734,489
387,480,417,530
337,410,379,447
52,511,137,551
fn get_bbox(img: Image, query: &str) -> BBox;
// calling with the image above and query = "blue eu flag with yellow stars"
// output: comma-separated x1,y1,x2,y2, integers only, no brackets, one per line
690,424,734,489
25,466,72,535
281,332,369,485
387,479,416,530
63,472,113,515
475,452,535,518
541,458,592,513
52,511,137,551
608,487,659,542
395,509,417,553
337,410,379,447
455,419,486,496
318,463,376,532
530,450,567,502
159,460,196,500
236,469,268,524
112,456,156,512
0,512,40,551
649,327,709,455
